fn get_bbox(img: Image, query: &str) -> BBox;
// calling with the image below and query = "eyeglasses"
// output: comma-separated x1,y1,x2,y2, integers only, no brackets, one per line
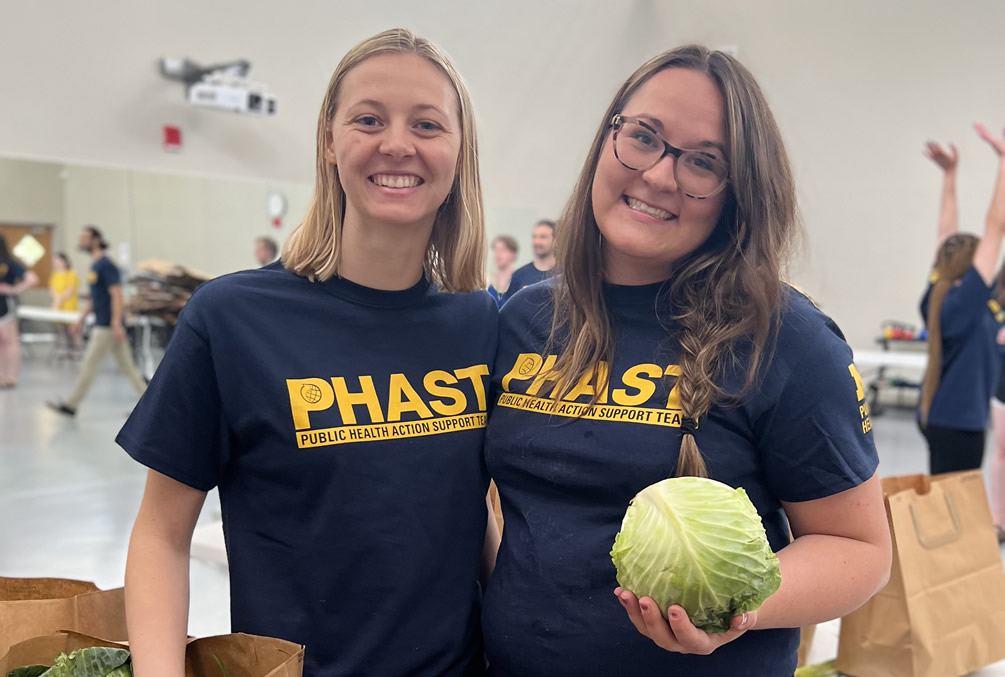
609,114,729,199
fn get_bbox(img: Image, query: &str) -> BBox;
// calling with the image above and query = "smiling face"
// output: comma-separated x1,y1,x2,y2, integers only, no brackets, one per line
591,68,729,283
325,53,462,232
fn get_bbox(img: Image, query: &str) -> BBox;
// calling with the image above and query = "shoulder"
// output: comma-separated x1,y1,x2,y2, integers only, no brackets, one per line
180,263,301,325
499,279,554,334
430,287,498,316
762,285,853,386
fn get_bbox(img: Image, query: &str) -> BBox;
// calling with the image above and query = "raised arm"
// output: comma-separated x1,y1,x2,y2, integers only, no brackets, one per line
973,125,1005,285
925,141,960,250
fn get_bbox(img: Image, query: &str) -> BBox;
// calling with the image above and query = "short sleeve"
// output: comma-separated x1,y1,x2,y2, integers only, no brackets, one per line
116,302,229,491
102,260,122,287
756,322,879,503
940,266,992,338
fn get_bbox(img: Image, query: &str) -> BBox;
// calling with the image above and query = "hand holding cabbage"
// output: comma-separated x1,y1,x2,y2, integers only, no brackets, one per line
611,477,781,645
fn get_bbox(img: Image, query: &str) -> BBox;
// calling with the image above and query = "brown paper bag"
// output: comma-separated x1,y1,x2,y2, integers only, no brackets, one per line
0,631,304,677
837,471,1005,677
0,577,127,657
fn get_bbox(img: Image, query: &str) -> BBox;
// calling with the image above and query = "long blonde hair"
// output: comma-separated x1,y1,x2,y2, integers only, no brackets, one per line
920,234,979,426
282,28,486,291
546,45,798,478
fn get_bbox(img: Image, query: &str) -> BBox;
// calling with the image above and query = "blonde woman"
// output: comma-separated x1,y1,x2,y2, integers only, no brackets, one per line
918,128,1005,477
120,29,498,676
482,46,891,675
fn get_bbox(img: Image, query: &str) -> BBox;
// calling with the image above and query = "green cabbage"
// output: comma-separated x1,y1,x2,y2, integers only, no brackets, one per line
610,476,782,633
8,648,132,677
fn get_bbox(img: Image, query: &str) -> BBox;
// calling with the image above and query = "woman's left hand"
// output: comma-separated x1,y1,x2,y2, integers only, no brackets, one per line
614,587,754,655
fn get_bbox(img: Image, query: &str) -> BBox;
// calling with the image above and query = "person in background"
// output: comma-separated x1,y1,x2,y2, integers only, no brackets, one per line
992,267,1005,542
254,236,279,266
0,235,39,388
49,251,82,356
49,252,80,312
507,219,555,294
46,226,147,415
488,235,519,306
918,127,1005,476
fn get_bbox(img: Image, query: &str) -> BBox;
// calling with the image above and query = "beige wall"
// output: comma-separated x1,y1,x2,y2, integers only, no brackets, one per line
2,0,1004,346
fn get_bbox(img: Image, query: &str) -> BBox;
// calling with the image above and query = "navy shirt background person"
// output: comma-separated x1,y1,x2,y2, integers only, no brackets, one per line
47,225,146,415
487,234,518,306
118,29,499,677
507,219,555,295
0,235,39,388
918,129,1005,475
482,46,892,677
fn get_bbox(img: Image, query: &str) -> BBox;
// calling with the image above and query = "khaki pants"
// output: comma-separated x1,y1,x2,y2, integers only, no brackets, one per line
66,327,146,409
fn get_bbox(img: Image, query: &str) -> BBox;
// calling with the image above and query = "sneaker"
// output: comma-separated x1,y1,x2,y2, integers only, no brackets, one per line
46,401,77,417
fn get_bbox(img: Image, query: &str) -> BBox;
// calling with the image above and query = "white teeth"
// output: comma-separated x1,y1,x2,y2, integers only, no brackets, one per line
372,174,420,188
626,197,673,220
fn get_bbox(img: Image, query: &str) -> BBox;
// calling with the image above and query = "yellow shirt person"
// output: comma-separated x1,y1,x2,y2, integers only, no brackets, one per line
49,254,79,311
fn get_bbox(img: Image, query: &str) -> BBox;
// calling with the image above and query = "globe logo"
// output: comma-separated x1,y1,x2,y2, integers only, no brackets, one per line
518,357,537,376
301,383,324,404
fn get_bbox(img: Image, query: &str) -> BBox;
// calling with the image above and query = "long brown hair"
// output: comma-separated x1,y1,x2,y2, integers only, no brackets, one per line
282,28,486,291
545,45,798,478
920,234,979,427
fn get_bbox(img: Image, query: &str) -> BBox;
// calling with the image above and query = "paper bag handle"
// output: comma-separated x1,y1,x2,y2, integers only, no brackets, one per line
908,491,962,549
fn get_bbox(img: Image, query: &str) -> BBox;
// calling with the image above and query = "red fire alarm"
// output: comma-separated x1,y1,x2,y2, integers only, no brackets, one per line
163,125,182,153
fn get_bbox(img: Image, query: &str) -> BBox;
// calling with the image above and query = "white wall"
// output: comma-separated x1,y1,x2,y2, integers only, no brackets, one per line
2,0,1004,346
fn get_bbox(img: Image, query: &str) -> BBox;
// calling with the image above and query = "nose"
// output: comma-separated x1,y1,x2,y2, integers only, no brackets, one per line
641,153,679,193
379,122,416,159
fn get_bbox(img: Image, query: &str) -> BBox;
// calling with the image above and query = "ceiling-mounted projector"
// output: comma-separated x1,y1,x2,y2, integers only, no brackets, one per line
159,57,276,116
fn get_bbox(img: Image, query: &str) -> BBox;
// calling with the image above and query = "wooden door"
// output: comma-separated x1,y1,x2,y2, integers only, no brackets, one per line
0,224,54,284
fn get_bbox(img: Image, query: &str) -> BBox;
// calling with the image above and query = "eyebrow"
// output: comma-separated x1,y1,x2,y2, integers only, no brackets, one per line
636,113,727,156
347,99,449,118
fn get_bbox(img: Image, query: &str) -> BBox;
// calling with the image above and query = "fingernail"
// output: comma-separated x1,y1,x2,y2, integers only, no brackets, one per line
741,613,749,628
640,602,649,613
669,610,679,620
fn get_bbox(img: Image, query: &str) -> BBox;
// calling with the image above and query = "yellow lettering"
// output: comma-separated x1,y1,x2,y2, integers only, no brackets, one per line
563,361,610,403
454,365,490,411
424,370,468,416
387,373,434,421
332,375,384,425
286,378,336,431
502,353,543,391
848,364,865,402
612,363,663,406
527,354,560,396
665,365,682,410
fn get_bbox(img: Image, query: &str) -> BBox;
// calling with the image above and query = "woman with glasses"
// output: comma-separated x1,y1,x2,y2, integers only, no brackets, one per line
481,46,891,676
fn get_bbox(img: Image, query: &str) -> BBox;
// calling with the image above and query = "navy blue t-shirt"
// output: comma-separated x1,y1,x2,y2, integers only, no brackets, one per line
88,256,121,327
507,262,552,297
117,263,498,677
0,259,26,319
920,265,1005,431
483,281,878,677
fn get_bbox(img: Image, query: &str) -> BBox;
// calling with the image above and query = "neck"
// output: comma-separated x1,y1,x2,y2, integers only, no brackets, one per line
337,214,434,291
494,266,514,288
534,254,556,271
90,248,104,261
602,245,672,286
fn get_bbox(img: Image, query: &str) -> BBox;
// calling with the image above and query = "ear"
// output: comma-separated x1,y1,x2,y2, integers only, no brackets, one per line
324,124,337,165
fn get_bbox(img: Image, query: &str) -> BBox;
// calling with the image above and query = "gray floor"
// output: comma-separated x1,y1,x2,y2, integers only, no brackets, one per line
2,356,1005,672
